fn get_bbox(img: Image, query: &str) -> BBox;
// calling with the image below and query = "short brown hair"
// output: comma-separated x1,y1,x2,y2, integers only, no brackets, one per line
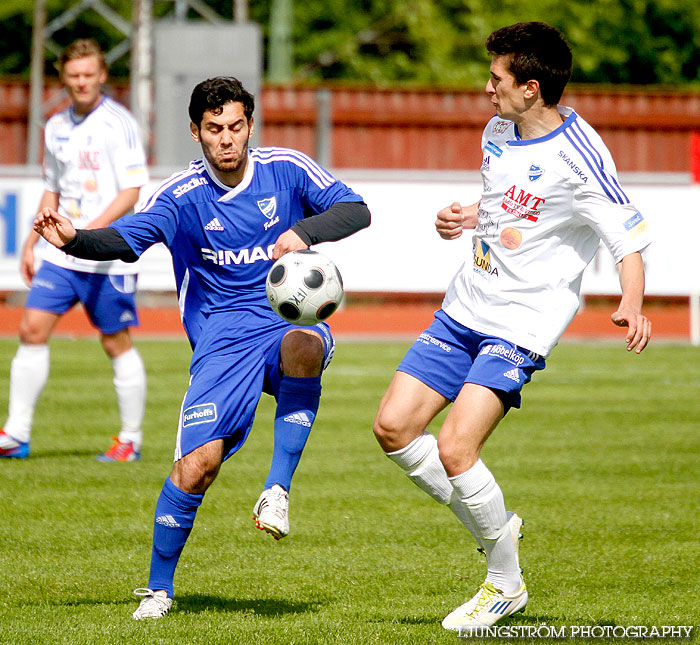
57,38,106,74
486,23,572,106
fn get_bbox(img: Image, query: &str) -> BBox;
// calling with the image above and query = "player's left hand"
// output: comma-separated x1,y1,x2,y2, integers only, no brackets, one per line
271,229,308,260
611,308,651,353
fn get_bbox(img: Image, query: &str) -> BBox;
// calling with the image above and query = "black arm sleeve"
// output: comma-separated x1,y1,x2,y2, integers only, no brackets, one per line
290,201,371,246
60,228,139,263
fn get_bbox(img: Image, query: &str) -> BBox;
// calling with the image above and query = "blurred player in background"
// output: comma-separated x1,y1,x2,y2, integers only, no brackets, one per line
0,38,148,462
373,22,652,634
34,76,371,619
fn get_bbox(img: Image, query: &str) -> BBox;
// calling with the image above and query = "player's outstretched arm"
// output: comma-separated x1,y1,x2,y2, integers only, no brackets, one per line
435,201,479,240
34,207,77,248
611,251,651,353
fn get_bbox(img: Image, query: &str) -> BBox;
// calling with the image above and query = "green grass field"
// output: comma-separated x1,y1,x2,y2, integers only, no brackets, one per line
0,338,698,644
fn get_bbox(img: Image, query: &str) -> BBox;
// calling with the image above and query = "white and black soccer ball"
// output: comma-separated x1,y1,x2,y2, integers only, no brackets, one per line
266,250,344,326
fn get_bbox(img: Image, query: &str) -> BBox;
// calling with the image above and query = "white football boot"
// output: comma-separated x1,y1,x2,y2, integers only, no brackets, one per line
252,484,290,539
442,512,527,633
132,588,173,620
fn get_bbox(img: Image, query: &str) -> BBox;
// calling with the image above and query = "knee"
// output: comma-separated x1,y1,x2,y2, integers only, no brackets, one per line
372,407,407,453
437,432,479,476
170,463,218,496
101,330,132,359
18,317,49,345
280,330,324,377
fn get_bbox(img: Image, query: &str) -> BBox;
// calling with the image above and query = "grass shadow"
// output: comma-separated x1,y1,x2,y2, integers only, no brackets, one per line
174,593,328,617
51,593,329,617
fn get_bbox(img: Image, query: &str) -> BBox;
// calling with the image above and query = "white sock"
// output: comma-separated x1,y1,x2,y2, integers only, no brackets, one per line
112,348,146,451
385,432,483,545
450,460,521,593
386,431,452,504
4,344,50,443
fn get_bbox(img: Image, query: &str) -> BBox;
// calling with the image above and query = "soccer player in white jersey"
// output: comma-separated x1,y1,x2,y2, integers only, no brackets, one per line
33,76,371,619
373,22,652,634
0,39,148,462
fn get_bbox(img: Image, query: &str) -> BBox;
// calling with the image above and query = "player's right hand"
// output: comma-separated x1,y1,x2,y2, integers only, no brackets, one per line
436,202,465,240
33,207,77,249
435,201,479,240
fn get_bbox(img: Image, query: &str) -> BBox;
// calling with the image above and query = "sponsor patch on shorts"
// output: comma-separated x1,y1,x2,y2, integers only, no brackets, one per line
182,403,217,427
418,332,452,352
480,343,526,367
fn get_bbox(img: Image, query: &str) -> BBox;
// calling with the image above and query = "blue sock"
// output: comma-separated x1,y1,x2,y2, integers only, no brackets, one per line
264,375,322,491
147,478,203,597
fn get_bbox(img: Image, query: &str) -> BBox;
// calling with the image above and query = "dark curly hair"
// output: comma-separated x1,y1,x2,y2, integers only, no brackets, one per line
188,77,255,127
486,22,572,106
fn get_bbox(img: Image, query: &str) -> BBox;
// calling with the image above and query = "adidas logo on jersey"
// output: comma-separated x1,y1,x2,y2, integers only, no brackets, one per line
503,369,521,383
205,217,225,231
155,514,181,528
283,412,312,427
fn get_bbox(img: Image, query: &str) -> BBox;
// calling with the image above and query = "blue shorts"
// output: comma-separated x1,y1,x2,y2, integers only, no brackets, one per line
26,262,139,334
174,308,335,462
398,310,546,413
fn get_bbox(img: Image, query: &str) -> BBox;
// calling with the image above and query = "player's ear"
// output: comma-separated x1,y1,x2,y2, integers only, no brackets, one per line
190,121,200,143
248,116,255,140
523,78,540,100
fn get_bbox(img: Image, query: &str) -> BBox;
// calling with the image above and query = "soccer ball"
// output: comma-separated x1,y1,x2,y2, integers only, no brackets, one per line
266,250,344,326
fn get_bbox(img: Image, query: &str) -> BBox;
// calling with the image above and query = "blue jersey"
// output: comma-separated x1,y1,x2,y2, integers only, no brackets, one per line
112,147,364,346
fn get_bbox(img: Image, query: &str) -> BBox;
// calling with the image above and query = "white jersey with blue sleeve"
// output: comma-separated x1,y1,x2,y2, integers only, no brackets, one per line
111,147,364,346
442,106,651,357
40,95,148,275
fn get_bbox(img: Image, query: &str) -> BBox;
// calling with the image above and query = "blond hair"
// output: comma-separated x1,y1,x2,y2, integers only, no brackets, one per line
58,38,107,74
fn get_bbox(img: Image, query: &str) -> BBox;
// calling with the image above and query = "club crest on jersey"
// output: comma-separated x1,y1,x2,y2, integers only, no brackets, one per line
528,164,544,182
473,237,499,276
258,197,280,230
501,185,545,222
493,120,511,134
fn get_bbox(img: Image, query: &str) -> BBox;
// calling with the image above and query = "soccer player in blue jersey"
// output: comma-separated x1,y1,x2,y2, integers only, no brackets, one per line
373,23,651,634
34,76,371,619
